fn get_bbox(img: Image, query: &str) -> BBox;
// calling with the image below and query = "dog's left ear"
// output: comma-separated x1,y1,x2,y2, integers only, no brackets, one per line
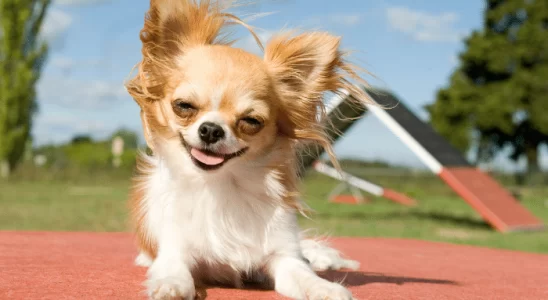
264,32,345,140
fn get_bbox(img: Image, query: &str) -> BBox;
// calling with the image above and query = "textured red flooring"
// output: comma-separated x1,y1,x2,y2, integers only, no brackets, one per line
1,231,547,300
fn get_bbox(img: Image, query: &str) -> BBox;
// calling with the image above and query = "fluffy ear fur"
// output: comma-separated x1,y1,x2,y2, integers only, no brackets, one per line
264,32,373,168
142,0,231,58
126,0,231,105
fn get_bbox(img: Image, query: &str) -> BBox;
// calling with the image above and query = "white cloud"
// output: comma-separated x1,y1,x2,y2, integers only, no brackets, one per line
328,14,362,26
54,0,111,5
40,8,73,50
386,6,463,43
37,76,128,110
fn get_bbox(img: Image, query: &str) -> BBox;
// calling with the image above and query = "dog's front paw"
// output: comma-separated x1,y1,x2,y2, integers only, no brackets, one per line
305,281,353,300
146,277,196,300
300,239,360,272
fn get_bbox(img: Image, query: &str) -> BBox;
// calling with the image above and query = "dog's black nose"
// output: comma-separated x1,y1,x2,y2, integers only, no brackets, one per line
198,122,225,144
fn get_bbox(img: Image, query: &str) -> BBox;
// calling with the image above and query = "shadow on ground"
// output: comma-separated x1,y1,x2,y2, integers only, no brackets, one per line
210,270,459,295
182,271,458,300
319,270,459,287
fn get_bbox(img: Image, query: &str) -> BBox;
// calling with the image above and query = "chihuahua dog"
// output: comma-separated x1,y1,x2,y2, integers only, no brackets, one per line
125,1,373,299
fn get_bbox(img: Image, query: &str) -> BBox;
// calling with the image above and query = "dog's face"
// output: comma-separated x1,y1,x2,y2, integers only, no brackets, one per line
126,0,371,174
160,46,280,171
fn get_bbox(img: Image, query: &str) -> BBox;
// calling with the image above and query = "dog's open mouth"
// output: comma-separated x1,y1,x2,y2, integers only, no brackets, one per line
180,134,247,171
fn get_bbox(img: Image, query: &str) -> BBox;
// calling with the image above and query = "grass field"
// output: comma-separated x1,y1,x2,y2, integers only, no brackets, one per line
1,170,547,254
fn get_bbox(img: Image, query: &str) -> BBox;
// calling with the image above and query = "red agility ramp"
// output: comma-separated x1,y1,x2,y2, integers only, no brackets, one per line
364,89,544,232
1,231,548,300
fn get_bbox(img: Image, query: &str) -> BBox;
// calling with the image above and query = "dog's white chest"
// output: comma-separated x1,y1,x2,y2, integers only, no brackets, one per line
184,185,274,268
144,164,287,272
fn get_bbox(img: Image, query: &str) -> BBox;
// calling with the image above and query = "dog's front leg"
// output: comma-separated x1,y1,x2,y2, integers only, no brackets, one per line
269,255,353,300
145,229,195,300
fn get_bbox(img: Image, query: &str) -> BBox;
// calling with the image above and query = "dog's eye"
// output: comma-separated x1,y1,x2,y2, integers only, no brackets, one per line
238,117,264,135
241,117,262,126
172,99,197,118
174,100,195,111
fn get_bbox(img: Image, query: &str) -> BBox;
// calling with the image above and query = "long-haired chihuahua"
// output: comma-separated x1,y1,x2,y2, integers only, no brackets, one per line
125,1,374,299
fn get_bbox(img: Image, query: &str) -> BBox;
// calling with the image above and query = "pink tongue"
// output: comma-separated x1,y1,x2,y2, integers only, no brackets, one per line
190,148,225,165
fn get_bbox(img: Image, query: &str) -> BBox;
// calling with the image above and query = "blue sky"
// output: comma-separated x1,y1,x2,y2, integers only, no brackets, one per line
36,0,530,171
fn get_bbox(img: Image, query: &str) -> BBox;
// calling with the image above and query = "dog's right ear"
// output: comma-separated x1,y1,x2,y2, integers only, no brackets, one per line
143,0,228,60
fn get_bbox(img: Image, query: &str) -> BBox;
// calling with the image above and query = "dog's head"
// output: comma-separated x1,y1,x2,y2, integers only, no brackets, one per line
126,0,371,173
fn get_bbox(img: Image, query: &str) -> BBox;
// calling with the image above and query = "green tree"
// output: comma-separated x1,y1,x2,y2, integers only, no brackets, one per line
0,0,52,178
427,0,548,176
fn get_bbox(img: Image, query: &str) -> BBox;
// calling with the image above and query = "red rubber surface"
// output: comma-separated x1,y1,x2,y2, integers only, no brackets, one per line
1,231,547,299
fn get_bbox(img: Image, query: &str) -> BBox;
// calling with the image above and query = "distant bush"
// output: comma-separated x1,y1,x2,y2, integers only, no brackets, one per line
11,136,141,183
63,141,113,169
71,135,93,144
